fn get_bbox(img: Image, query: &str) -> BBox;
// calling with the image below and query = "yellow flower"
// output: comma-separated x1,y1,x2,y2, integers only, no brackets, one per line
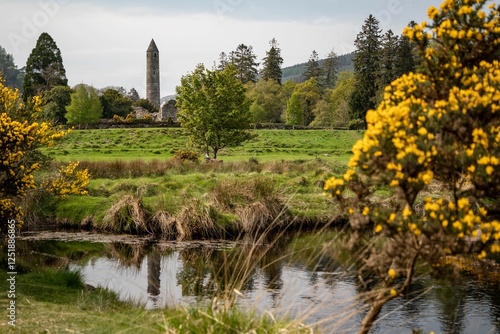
362,207,370,216
375,224,383,233
388,268,396,279
390,289,397,297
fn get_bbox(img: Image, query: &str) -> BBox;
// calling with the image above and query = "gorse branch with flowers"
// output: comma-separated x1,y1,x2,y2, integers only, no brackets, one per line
324,0,500,332
0,78,89,232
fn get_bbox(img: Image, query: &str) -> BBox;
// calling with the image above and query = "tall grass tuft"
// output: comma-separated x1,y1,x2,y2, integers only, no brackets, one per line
102,195,149,234
176,198,225,239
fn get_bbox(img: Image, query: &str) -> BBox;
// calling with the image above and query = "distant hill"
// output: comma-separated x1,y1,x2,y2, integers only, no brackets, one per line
282,52,355,83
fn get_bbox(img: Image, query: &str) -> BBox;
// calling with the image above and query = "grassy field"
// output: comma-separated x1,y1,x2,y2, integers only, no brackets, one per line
29,127,363,237
44,128,362,164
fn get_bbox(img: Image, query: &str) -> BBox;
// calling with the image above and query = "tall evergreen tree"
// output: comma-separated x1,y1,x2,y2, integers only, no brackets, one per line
303,50,322,82
377,30,399,94
321,49,339,90
349,14,382,121
230,44,259,84
23,32,67,101
260,38,284,84
0,46,23,89
217,52,230,71
395,34,416,78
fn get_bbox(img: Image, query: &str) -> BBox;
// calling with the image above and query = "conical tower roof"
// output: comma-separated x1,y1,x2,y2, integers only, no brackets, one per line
147,39,159,52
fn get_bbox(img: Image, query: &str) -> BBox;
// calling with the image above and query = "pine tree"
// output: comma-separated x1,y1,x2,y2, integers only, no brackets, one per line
321,49,339,90
303,50,322,81
377,30,399,95
349,14,382,121
230,44,259,84
395,33,416,78
217,52,230,71
23,32,68,101
260,38,284,84
0,46,23,89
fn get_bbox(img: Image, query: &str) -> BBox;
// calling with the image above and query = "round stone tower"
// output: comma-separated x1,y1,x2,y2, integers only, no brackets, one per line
146,39,160,109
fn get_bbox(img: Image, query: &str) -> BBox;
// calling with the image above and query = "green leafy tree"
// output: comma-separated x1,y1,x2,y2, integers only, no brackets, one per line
65,84,103,125
260,38,284,84
285,92,303,126
311,71,355,128
324,1,500,333
350,14,382,122
41,85,72,124
176,64,253,159
23,32,67,101
230,44,259,84
245,80,285,123
100,88,133,118
303,50,322,82
0,46,23,89
293,77,321,126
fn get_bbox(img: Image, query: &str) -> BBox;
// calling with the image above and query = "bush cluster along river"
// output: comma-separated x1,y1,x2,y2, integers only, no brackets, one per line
16,231,500,334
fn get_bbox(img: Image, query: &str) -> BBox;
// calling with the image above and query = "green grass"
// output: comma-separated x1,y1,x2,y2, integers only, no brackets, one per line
43,128,362,164
34,128,360,231
45,159,347,231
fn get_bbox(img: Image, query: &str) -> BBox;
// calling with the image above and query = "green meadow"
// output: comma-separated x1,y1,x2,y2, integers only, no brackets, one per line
33,128,363,234
44,128,362,164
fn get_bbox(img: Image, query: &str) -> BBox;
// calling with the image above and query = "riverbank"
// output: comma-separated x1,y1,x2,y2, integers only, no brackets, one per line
26,158,350,237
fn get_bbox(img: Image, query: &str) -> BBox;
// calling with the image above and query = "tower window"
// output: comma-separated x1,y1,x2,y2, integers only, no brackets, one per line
154,53,157,58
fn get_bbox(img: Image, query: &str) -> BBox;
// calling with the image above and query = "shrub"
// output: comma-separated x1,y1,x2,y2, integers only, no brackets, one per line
173,149,200,162
324,1,500,333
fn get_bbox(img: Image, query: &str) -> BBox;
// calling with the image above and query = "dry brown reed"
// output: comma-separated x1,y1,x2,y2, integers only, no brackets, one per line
50,158,342,179
101,195,149,234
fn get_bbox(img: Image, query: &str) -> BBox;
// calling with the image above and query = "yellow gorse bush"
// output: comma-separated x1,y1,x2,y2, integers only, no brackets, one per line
44,162,90,197
0,78,88,230
324,1,500,328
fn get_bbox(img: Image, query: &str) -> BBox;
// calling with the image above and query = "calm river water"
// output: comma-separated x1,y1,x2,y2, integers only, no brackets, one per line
17,231,500,334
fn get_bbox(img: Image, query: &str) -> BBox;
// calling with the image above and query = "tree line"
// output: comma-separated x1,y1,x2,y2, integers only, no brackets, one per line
1,33,160,126
1,15,417,129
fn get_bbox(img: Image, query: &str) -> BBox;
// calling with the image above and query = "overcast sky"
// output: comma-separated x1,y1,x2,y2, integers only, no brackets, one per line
0,0,437,97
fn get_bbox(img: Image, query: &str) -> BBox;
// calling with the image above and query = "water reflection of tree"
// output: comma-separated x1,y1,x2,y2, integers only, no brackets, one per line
105,242,152,269
147,250,162,308
433,277,467,334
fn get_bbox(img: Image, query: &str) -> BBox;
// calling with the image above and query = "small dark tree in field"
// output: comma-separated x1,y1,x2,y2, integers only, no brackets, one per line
324,1,500,333
176,64,252,159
